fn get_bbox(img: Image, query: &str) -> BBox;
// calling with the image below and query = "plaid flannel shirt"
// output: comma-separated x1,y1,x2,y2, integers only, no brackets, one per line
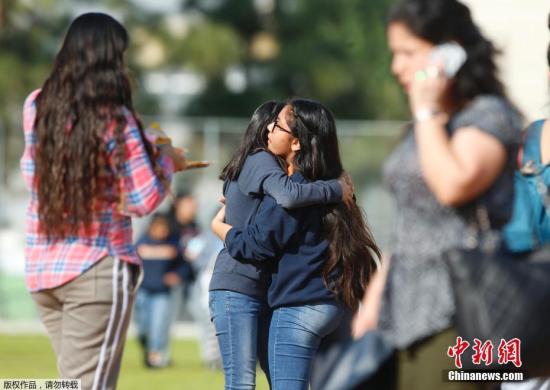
20,89,174,292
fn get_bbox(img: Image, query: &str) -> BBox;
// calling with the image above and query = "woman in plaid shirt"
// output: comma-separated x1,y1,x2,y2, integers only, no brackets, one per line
20,13,185,390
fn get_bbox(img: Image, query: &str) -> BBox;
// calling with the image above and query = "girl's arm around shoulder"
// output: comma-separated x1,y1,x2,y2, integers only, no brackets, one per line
212,196,301,262
238,151,343,208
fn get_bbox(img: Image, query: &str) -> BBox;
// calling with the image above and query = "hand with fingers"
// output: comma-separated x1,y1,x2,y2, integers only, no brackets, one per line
410,61,449,123
351,254,391,339
159,144,187,172
214,205,226,222
211,205,230,240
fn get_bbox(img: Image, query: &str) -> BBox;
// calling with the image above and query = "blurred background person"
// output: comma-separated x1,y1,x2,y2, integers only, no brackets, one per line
170,192,202,346
183,221,224,370
171,191,200,302
173,192,201,253
134,213,190,368
171,191,224,370
20,12,185,389
353,0,522,389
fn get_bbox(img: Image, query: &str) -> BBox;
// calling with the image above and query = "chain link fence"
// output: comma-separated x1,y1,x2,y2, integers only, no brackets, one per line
0,116,403,323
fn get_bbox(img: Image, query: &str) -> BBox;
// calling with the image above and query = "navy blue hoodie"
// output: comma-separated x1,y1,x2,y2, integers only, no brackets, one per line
225,172,336,308
208,151,342,300
137,234,192,293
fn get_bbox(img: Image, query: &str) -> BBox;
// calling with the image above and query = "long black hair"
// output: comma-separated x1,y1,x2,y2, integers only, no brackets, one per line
387,0,507,109
286,98,381,310
220,101,284,181
34,12,164,238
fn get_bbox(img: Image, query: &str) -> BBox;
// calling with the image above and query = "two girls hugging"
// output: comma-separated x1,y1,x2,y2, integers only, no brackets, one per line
209,98,381,390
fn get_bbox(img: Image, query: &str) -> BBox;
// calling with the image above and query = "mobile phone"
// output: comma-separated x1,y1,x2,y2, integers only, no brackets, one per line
430,42,467,78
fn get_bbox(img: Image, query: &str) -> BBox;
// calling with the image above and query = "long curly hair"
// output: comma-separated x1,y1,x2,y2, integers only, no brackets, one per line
34,13,163,238
286,98,381,310
387,0,507,109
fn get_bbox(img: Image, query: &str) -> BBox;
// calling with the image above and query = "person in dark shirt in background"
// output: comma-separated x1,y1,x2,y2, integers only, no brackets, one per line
134,213,192,368
171,192,204,341
171,192,201,301
173,192,201,252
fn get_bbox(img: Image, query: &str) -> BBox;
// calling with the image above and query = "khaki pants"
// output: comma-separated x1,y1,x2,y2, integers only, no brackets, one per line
32,256,141,390
397,328,492,390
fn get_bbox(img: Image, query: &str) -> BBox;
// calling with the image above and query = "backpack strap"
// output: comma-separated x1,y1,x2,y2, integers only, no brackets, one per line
520,120,545,167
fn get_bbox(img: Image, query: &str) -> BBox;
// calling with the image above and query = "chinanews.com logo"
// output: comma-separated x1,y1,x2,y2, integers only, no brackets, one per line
445,337,525,382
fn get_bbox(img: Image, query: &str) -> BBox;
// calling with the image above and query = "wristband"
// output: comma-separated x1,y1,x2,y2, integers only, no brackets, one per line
414,108,446,124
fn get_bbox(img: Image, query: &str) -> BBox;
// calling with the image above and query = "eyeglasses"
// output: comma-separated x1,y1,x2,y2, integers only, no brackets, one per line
269,121,292,135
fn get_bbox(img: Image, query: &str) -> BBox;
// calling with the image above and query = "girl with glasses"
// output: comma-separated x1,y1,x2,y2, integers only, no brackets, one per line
212,98,380,389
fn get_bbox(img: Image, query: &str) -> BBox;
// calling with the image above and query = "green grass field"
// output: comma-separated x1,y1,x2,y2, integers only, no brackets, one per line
0,335,270,390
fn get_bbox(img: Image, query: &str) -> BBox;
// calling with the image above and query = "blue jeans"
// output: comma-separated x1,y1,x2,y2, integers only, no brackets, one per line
134,289,175,361
209,290,271,390
268,303,345,390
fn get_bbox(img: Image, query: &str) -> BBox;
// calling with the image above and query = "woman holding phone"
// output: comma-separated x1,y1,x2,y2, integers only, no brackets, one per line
352,0,522,388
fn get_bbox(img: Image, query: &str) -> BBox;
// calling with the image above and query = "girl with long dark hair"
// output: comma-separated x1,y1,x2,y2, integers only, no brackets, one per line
208,100,353,389
211,98,380,389
21,13,185,389
352,0,522,388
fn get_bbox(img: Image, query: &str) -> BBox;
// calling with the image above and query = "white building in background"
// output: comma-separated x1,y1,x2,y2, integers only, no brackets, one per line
464,0,549,121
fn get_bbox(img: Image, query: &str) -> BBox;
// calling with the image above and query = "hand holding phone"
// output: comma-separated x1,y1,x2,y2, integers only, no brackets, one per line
430,42,467,78
410,42,466,119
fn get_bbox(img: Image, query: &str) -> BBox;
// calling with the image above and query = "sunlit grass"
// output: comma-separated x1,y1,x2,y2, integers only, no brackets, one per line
0,335,270,390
